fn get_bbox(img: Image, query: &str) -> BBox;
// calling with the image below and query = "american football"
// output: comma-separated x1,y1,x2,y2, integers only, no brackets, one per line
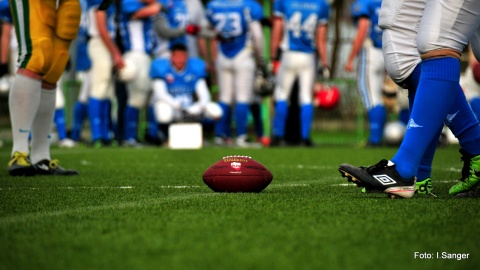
202,156,273,192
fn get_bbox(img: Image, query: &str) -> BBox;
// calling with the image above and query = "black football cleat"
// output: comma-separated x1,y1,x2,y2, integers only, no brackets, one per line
34,159,79,176
338,159,416,198
8,152,37,176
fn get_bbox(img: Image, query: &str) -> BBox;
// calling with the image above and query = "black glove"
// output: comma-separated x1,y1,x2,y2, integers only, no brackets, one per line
253,65,275,97
316,64,330,81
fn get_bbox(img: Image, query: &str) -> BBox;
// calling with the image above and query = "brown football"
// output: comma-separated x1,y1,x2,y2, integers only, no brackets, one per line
202,156,273,192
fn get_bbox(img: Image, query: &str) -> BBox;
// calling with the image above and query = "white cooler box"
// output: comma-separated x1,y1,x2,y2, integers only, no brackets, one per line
168,123,203,149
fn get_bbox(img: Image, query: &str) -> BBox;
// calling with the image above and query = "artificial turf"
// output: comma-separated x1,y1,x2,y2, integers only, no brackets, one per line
1,145,479,270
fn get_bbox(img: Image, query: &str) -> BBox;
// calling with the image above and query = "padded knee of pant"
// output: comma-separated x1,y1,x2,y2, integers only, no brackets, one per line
43,50,69,84
56,0,81,41
26,38,52,74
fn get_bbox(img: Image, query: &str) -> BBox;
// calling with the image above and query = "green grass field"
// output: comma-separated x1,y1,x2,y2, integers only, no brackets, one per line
1,144,479,270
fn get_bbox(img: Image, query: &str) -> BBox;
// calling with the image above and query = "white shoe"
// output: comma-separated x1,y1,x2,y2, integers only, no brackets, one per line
235,135,261,148
58,138,76,148
214,136,232,147
122,139,143,148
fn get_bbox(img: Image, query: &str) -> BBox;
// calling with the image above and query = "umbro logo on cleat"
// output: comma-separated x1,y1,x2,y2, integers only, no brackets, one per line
373,174,397,185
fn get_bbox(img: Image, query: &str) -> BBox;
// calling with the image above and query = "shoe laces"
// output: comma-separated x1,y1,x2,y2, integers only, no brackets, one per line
8,152,31,166
365,159,390,174
49,159,59,169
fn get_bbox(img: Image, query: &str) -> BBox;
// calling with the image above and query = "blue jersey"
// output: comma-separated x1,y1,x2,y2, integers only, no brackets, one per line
206,0,263,58
120,0,156,54
0,0,12,24
86,0,117,38
76,0,92,71
274,0,330,53
159,0,189,48
351,0,382,48
150,57,207,107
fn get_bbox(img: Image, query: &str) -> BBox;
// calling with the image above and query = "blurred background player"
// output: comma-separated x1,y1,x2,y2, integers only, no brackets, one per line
71,0,93,143
344,0,387,147
150,43,222,141
145,0,209,144
152,0,209,59
53,77,77,148
270,0,330,147
87,0,122,147
7,0,80,176
0,0,13,93
206,0,266,147
118,0,160,147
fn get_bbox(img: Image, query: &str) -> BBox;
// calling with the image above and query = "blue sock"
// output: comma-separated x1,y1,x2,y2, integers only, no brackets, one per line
446,87,480,156
54,108,67,140
215,102,231,137
367,105,386,144
416,126,442,181
124,106,139,141
470,97,480,121
300,104,314,140
146,105,159,139
393,58,460,179
404,64,438,181
88,97,103,141
273,101,288,137
72,101,87,141
235,103,249,137
101,100,112,141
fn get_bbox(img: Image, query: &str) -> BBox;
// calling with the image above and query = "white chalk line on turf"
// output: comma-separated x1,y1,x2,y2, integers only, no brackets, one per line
0,193,215,226
0,186,205,190
0,183,316,191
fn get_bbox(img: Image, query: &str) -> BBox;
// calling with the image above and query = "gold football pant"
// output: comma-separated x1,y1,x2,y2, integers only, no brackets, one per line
9,0,81,84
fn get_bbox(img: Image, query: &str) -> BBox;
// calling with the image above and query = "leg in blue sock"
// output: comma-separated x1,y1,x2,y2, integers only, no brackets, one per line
393,58,461,179
300,103,314,140
72,101,87,141
88,97,103,142
215,102,231,138
101,100,111,142
146,105,159,140
235,103,249,138
367,105,387,145
469,97,480,121
124,106,139,141
54,108,67,141
446,88,480,156
272,100,288,138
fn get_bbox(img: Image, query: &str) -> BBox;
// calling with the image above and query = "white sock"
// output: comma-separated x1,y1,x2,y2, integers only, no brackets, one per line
9,74,42,156
30,88,56,164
